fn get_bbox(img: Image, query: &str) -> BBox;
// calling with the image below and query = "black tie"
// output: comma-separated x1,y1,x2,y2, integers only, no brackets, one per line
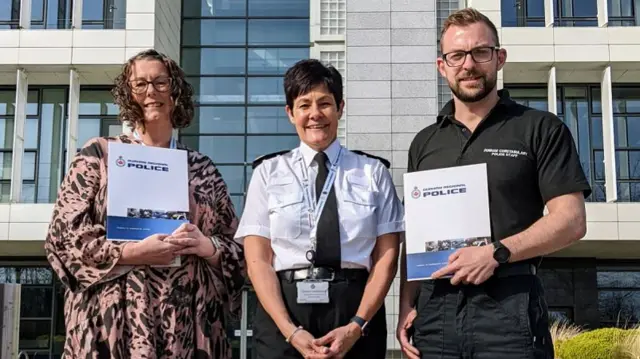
313,152,341,268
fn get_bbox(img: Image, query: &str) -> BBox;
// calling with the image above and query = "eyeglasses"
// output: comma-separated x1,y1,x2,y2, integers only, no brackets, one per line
442,46,499,67
129,77,172,94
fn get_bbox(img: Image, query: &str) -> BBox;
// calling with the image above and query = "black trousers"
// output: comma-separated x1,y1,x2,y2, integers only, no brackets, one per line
412,274,554,359
252,269,387,359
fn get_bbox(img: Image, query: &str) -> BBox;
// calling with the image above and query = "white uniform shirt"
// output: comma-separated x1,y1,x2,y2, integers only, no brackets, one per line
234,139,405,271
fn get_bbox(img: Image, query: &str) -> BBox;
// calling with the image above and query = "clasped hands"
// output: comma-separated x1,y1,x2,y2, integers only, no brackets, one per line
289,322,362,359
126,223,216,266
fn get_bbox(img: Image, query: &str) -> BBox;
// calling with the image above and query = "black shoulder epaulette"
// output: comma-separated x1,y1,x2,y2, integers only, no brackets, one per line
351,150,391,169
252,150,291,169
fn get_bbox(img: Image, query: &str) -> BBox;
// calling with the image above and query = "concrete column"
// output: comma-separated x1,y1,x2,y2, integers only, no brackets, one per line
547,66,557,115
67,69,80,169
601,66,618,202
72,0,84,29
597,0,608,27
0,284,21,359
10,69,27,203
544,0,555,27
19,0,31,29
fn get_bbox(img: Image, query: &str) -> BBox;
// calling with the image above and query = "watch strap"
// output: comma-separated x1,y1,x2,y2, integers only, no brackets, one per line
350,316,368,335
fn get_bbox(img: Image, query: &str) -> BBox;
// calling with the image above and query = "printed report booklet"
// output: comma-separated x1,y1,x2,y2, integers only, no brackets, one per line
106,142,189,267
403,163,492,281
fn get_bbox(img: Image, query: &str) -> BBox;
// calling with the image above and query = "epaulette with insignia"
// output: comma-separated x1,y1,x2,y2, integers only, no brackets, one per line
252,150,291,169
351,150,391,169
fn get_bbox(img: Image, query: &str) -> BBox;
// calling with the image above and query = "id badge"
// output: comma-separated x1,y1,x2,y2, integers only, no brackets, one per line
296,280,329,304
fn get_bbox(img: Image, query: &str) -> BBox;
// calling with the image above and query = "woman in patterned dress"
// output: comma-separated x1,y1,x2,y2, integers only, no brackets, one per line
44,49,246,358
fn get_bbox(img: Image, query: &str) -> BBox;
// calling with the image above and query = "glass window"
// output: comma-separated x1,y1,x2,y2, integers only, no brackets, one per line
248,48,309,75
183,0,246,17
35,88,65,203
181,135,245,164
248,20,310,45
190,77,246,105
182,106,246,134
0,0,20,27
247,106,295,134
248,0,309,17
248,77,285,104
231,195,245,215
182,48,246,76
217,165,244,194
555,0,598,26
182,19,246,46
0,117,15,148
79,90,117,116
77,118,102,148
612,86,640,201
246,135,299,162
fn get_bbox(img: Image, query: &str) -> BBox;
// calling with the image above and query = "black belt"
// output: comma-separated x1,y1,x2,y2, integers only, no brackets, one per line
277,267,369,282
494,262,537,278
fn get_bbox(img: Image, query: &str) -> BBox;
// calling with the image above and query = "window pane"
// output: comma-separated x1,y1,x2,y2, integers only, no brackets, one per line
182,48,246,76
592,116,603,149
0,118,14,148
231,195,245,216
27,90,39,116
572,0,598,16
21,287,53,317
183,106,245,134
38,88,65,203
248,20,309,46
79,91,117,116
629,117,640,147
248,48,309,75
599,290,640,325
23,151,36,181
181,135,245,164
77,118,101,149
191,77,246,105
248,77,285,104
592,87,602,113
613,87,640,113
248,0,309,17
246,135,299,162
183,0,246,17
598,271,640,288
182,19,246,46
527,0,545,17
83,0,104,21
25,117,39,149
247,106,295,134
595,150,605,180
217,165,244,194
0,90,15,115
19,319,52,350
0,152,12,180
245,165,253,191
615,150,640,180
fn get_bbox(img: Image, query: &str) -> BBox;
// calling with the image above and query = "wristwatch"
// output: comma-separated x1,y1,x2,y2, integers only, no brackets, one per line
349,316,369,336
492,240,511,265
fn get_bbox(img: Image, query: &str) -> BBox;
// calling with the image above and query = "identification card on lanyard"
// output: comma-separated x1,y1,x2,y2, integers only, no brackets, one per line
132,130,181,268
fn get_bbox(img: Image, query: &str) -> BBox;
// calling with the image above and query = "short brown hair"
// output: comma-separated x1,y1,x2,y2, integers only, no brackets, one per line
440,8,500,51
111,49,194,131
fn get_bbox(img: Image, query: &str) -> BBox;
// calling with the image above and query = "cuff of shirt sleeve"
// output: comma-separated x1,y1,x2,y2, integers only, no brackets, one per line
233,225,271,243
377,221,405,238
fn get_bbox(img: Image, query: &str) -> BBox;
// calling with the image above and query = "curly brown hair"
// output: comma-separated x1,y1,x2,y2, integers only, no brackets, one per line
111,49,194,131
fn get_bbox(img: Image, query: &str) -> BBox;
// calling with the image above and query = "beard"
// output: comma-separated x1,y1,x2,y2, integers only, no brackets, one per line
448,70,497,103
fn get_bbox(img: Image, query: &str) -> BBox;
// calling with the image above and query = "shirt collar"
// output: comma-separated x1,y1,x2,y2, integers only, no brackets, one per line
436,89,514,127
299,138,342,168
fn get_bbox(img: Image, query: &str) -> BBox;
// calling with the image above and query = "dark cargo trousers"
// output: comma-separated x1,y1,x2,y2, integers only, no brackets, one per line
412,271,554,359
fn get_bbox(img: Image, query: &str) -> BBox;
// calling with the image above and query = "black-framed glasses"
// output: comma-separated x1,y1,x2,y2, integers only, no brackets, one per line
442,46,499,67
129,77,172,94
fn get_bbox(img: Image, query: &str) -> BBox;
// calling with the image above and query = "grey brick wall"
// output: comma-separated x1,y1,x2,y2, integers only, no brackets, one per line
345,0,439,351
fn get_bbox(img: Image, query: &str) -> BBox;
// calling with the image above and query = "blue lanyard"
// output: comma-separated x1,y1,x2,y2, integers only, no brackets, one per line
299,147,343,256
132,130,176,149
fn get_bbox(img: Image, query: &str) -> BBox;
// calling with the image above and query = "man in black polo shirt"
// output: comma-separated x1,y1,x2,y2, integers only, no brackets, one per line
396,8,591,359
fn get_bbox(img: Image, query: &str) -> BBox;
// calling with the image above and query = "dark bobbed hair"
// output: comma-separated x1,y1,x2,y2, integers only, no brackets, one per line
283,59,343,110
111,49,194,131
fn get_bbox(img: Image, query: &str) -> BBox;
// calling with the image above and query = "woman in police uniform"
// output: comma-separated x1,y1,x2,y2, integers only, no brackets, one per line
235,59,404,359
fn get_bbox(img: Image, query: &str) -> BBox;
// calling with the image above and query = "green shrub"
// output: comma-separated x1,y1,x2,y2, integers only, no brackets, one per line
557,328,630,359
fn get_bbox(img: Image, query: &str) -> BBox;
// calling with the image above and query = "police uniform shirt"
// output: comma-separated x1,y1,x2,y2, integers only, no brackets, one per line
235,139,405,272
407,89,592,262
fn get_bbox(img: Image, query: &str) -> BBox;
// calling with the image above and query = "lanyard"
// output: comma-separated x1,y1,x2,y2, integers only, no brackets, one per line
299,147,342,262
132,130,177,149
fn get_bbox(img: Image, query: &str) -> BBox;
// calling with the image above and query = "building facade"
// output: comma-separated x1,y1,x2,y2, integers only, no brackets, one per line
0,0,638,358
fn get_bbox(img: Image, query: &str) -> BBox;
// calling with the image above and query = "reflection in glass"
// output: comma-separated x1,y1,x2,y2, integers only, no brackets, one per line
181,135,245,164
248,48,309,75
190,77,246,105
248,78,285,104
182,19,246,46
598,290,640,326
182,48,246,76
183,0,246,17
249,0,309,17
183,107,245,135
77,118,102,150
36,88,65,203
247,106,295,134
246,135,299,162
19,319,52,350
79,91,118,116
21,287,53,318
248,19,310,45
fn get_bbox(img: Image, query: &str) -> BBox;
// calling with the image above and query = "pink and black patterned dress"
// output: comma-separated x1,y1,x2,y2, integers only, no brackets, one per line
45,134,246,359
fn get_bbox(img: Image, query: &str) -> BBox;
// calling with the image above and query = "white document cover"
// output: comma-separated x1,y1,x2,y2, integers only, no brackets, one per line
403,163,491,281
106,142,189,242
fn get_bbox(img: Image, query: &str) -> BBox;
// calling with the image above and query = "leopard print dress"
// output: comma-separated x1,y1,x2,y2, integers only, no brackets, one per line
45,134,246,359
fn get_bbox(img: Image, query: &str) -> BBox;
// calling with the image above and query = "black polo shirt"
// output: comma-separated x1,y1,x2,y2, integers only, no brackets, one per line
407,90,592,256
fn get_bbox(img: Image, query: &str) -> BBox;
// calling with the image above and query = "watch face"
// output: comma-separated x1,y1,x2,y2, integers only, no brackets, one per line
495,247,510,263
